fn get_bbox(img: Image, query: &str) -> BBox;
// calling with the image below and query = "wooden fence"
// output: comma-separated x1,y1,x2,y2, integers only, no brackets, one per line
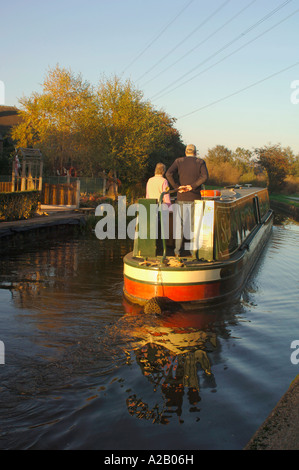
40,181,80,207
1,179,32,192
0,182,13,192
0,178,81,208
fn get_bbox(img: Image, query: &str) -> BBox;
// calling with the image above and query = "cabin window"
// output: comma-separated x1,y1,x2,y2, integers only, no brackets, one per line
215,197,259,260
257,190,270,219
215,206,240,259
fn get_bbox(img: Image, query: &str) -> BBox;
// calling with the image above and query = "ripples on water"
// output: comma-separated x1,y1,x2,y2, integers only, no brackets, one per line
0,215,298,450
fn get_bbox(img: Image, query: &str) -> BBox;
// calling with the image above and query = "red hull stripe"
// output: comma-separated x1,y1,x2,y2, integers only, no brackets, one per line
124,276,221,302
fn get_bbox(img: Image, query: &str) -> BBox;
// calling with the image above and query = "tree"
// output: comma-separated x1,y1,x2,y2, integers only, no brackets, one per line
12,67,184,182
95,75,184,184
12,65,97,175
206,145,240,186
206,145,234,164
233,147,254,173
290,155,299,177
255,144,290,192
144,110,185,180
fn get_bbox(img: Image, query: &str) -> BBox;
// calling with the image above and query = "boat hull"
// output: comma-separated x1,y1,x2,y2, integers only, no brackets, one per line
123,210,273,308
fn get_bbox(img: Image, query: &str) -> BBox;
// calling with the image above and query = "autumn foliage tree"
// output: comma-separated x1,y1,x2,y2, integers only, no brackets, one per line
12,66,184,183
206,145,243,186
205,145,263,187
12,65,97,175
255,144,290,192
95,76,183,183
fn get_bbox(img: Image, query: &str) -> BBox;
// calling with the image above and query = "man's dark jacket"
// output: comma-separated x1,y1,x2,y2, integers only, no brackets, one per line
166,156,209,201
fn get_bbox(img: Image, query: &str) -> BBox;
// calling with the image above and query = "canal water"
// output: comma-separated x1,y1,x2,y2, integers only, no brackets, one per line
0,213,298,450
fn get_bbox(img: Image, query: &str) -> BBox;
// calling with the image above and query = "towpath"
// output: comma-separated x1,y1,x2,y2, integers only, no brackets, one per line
0,205,94,238
245,375,299,450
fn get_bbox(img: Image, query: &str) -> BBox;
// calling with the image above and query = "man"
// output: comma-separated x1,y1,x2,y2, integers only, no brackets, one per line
146,163,171,207
166,144,208,257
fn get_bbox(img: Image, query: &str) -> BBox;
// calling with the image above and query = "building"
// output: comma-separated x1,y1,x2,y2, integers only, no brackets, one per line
0,105,22,154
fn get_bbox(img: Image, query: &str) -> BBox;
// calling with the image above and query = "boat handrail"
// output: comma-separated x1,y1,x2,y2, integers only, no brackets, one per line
159,188,177,260
157,187,221,260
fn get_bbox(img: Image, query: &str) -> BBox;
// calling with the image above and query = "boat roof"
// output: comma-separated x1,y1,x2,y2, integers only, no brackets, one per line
212,186,267,203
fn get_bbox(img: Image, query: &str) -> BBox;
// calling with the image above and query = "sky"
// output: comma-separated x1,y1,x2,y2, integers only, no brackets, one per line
1,0,299,157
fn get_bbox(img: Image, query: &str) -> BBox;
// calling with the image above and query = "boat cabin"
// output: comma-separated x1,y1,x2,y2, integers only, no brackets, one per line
133,186,271,262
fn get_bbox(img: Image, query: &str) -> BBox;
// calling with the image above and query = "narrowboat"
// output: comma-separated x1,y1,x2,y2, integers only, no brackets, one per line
123,186,273,308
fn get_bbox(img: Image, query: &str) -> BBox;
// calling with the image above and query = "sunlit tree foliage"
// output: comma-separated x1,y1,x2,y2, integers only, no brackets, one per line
254,144,290,192
12,66,184,182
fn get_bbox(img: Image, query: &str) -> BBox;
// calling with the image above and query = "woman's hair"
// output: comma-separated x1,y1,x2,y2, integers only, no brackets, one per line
155,163,166,175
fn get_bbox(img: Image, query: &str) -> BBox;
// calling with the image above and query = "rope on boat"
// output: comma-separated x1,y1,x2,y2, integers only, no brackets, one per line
144,297,162,315
166,257,184,267
138,257,184,268
143,296,183,315
138,261,159,267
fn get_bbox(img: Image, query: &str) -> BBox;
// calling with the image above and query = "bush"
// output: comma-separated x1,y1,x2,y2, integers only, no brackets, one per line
0,191,40,221
79,192,114,208
239,171,267,187
206,161,242,186
281,176,299,195
255,144,290,193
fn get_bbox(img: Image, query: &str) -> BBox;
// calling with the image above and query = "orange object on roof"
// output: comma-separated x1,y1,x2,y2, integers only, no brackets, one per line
200,189,221,198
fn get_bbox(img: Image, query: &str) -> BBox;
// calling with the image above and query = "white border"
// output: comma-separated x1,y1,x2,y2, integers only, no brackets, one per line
124,263,221,285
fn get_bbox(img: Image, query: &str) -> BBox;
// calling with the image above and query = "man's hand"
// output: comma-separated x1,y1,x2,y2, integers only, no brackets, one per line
178,185,192,193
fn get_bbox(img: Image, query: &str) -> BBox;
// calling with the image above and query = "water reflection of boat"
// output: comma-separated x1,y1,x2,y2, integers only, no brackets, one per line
119,298,232,424
127,345,207,424
123,186,273,308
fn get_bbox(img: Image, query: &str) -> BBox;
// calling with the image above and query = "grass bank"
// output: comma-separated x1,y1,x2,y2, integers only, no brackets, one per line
269,193,299,221
269,193,299,208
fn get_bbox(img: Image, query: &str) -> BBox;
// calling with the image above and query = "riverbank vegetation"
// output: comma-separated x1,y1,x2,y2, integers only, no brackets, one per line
0,191,40,221
10,65,184,186
205,144,299,194
270,193,299,208
5,65,299,198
